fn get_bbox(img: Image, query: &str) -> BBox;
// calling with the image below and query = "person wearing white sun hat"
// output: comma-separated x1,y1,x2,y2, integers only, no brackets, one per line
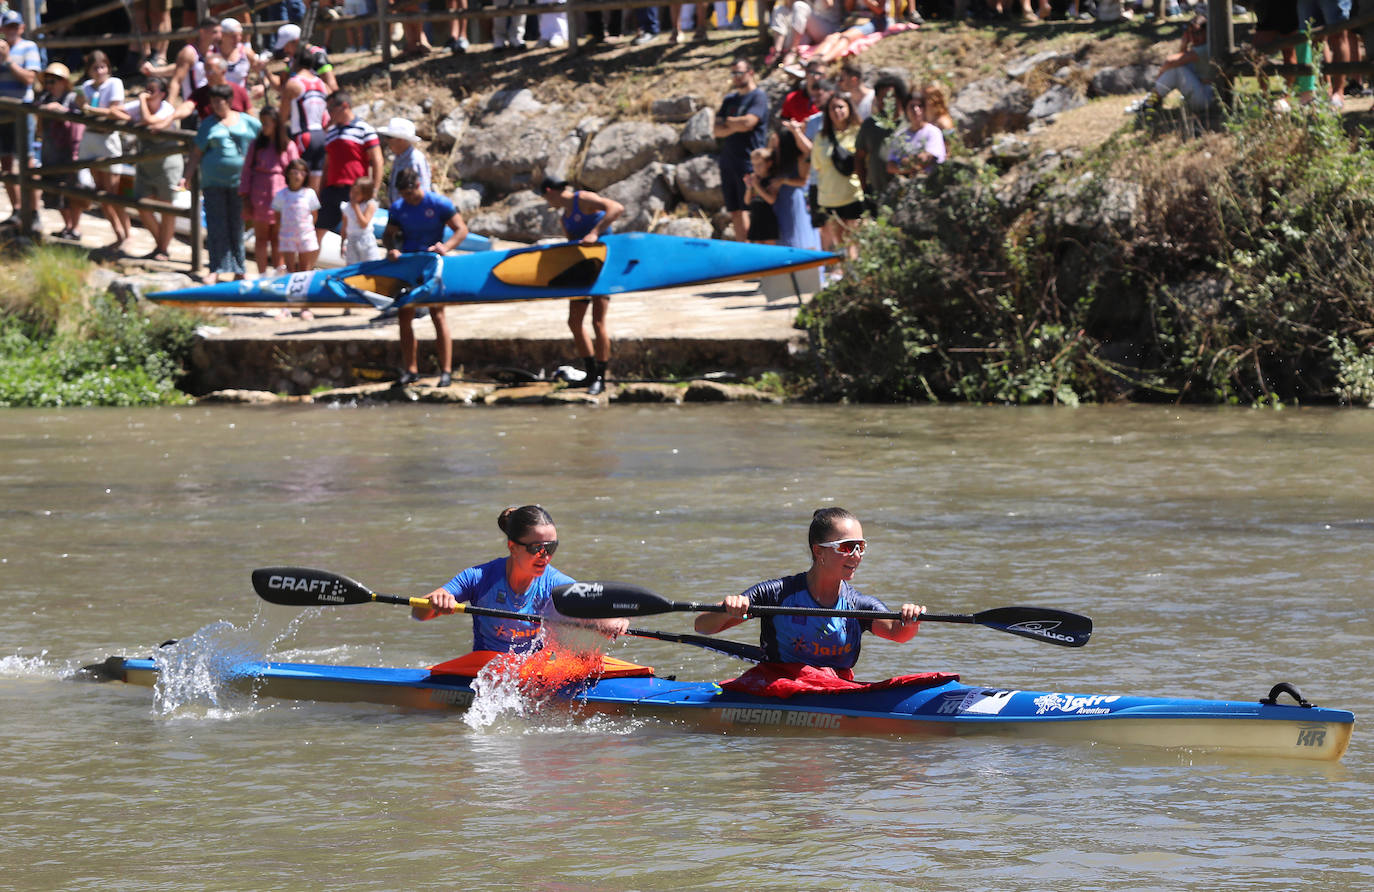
378,117,431,207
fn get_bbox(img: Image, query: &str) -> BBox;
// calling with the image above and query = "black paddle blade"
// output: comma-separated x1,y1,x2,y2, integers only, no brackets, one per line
972,606,1092,647
252,567,373,607
552,581,675,618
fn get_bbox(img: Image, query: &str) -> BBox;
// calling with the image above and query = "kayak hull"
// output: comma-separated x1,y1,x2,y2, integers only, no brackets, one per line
146,234,838,309
103,657,1353,761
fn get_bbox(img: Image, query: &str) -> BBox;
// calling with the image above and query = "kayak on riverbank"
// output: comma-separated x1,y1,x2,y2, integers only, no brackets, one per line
145,234,837,310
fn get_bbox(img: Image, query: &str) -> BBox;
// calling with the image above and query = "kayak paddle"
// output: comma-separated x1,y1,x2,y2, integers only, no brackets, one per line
551,581,1093,648
251,566,767,662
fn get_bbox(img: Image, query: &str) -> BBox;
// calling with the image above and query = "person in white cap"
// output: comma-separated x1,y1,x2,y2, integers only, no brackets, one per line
0,10,42,219
378,117,430,207
215,18,258,92
265,23,338,94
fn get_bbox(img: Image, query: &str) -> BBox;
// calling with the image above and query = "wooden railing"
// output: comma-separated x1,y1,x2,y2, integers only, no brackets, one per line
0,97,202,272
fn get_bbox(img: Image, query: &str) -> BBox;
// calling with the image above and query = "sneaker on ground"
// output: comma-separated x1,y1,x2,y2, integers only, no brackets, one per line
553,364,587,383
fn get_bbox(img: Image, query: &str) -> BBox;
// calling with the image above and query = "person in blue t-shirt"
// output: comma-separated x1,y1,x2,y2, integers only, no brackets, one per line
694,507,925,671
413,505,628,652
382,167,468,388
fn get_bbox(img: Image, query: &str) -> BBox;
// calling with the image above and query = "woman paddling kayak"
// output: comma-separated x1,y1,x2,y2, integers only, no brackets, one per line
413,505,628,650
694,507,925,672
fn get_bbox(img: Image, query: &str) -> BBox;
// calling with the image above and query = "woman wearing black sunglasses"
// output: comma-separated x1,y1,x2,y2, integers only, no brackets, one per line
694,507,924,672
413,504,627,650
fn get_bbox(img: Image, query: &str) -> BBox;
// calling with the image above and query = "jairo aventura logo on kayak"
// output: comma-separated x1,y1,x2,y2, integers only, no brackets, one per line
1033,693,1121,715
268,574,348,602
719,707,841,729
1006,620,1077,643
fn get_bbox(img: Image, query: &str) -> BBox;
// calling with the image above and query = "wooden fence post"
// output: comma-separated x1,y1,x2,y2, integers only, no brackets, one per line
13,110,34,233
190,168,202,274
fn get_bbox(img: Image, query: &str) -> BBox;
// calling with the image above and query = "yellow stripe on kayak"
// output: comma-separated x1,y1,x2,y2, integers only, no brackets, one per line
492,244,607,289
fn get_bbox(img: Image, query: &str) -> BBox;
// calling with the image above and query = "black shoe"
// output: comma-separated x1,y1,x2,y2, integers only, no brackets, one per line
437,371,452,387
587,377,605,396
396,370,418,386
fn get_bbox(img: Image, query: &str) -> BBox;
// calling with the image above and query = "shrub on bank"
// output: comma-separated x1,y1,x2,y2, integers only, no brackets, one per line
800,103,1374,406
0,246,198,407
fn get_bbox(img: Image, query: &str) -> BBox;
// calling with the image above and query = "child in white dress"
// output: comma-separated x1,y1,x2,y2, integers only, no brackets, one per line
271,159,322,320
339,176,382,265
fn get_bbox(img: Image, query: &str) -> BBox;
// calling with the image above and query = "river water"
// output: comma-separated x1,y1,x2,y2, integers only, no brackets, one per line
2,405,1371,891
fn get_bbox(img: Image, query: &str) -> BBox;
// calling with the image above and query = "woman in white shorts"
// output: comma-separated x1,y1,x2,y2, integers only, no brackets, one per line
74,50,133,249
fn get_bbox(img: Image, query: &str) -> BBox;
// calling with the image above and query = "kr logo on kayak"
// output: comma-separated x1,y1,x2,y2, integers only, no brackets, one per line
268,574,349,603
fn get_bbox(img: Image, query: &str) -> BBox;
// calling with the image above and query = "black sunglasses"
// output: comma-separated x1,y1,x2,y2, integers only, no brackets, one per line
513,539,558,557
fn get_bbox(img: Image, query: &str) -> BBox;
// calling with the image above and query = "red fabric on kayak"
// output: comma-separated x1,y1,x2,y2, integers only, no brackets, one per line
720,662,958,699
428,650,655,680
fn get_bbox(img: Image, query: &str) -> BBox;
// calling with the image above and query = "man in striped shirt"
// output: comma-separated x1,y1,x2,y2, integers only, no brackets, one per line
317,90,382,240
0,11,41,219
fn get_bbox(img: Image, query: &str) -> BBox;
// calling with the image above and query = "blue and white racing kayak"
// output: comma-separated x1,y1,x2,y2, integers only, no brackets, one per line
146,234,837,310
94,656,1354,761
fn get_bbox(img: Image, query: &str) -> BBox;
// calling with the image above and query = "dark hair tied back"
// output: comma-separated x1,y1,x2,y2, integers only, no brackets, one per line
498,505,555,540
808,507,858,548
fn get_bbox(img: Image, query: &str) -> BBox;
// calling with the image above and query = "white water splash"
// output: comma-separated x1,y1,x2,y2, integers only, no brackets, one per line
462,633,552,730
151,611,312,717
0,650,55,678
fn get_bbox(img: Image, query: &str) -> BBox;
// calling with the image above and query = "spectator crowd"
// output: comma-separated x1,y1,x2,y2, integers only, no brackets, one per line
0,0,1364,389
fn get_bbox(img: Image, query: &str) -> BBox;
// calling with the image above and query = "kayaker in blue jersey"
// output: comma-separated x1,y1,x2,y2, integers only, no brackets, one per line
540,177,625,396
383,167,469,388
694,507,925,671
412,504,628,651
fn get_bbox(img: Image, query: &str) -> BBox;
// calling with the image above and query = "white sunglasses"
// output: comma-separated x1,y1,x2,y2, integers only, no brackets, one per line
817,538,867,556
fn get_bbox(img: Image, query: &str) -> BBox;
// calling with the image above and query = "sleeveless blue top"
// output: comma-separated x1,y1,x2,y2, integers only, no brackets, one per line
441,557,575,653
562,192,606,240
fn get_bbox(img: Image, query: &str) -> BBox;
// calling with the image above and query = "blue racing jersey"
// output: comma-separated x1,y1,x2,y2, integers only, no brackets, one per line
441,557,575,653
743,573,889,669
388,191,455,252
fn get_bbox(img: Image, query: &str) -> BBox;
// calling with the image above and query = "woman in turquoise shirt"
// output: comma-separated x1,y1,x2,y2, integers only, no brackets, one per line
181,85,260,284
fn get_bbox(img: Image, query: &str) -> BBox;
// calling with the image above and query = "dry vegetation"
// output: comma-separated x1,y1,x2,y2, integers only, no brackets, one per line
333,20,1169,134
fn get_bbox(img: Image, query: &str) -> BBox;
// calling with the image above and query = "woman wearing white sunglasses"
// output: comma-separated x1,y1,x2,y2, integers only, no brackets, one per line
414,504,627,651
694,507,925,672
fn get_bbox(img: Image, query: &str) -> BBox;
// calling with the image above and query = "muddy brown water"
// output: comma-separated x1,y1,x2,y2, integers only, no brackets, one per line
2,404,1370,890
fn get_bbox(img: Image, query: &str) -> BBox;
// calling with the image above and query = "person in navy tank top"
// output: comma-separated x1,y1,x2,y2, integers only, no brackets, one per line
694,507,925,671
413,505,628,651
540,177,624,396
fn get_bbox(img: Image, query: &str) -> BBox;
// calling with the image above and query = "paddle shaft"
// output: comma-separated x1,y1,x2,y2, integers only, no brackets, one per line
693,603,970,624
378,593,764,658
550,582,1092,647
287,587,762,662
